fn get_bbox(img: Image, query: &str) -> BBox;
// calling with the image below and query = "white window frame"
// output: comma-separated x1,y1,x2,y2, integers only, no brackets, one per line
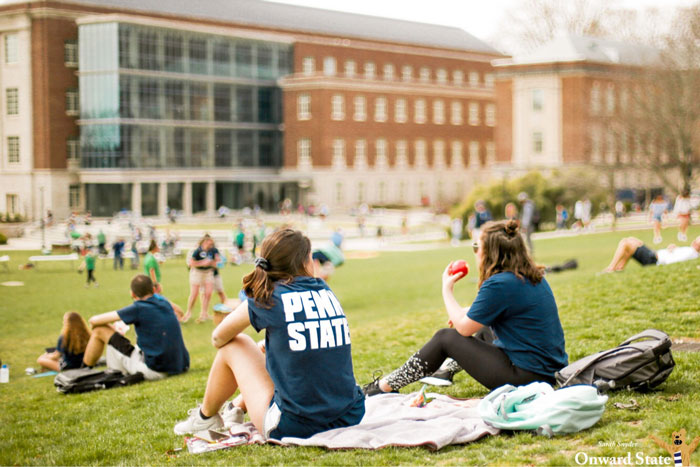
64,40,78,67
395,140,408,169
364,62,375,80
436,68,448,85
533,131,543,154
486,142,496,164
69,185,81,210
6,194,19,216
401,65,412,82
4,34,18,64
344,60,356,78
433,99,445,125
590,82,601,115
297,94,311,120
485,104,496,127
7,136,20,164
452,70,464,86
66,89,79,116
395,98,407,123
374,96,387,122
469,71,480,87
450,101,462,125
450,140,463,168
354,139,367,170
302,56,315,76
414,99,426,124
323,56,336,76
332,139,346,169
433,140,446,168
6,88,18,116
419,67,430,83
468,102,480,126
297,138,311,169
532,89,543,112
331,94,345,120
353,95,366,121
484,73,494,88
375,139,388,169
67,137,80,160
469,141,480,167
415,139,427,168
383,63,394,81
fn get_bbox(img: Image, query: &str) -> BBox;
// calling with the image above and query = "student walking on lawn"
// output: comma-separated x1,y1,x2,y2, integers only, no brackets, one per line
144,240,162,292
363,220,568,395
83,249,98,288
174,229,364,440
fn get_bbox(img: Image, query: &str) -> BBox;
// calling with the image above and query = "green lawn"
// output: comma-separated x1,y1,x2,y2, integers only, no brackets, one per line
1,227,699,466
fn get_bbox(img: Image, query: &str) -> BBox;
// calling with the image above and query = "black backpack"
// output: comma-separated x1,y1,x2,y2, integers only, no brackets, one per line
555,329,675,392
54,368,144,394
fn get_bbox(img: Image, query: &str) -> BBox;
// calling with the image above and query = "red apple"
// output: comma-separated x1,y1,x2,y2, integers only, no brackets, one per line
448,260,469,276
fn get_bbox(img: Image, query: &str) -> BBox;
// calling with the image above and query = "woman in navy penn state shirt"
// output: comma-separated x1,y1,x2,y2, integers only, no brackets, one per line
175,229,364,440
363,220,568,395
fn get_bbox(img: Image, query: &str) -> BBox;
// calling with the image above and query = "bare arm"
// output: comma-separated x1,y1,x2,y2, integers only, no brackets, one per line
441,264,483,337
211,301,251,348
88,310,121,328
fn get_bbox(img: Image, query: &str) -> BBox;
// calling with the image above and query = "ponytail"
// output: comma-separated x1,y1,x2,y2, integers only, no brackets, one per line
242,229,312,308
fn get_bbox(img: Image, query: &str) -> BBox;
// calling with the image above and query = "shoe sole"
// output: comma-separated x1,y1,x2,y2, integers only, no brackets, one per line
419,376,453,387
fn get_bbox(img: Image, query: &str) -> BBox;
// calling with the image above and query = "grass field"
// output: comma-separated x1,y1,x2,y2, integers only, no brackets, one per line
1,227,700,466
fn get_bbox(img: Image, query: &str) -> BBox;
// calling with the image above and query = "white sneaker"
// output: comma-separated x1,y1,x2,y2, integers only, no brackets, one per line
221,402,245,427
678,232,688,242
174,407,224,435
653,236,662,245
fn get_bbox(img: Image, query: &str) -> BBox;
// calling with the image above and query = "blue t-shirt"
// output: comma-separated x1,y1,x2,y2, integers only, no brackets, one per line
191,246,219,270
57,335,84,371
467,272,568,377
117,296,190,375
113,241,125,256
248,276,364,424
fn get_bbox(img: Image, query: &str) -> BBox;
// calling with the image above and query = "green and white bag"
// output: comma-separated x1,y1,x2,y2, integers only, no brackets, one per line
477,382,607,437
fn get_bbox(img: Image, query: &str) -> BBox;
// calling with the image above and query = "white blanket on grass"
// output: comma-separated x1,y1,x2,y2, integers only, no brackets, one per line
186,392,498,453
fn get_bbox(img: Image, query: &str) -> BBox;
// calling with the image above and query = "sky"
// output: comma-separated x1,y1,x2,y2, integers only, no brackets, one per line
268,0,697,46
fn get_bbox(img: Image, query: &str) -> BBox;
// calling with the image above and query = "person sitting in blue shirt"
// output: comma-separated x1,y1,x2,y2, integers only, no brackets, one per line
82,274,189,380
174,229,365,440
363,219,568,395
37,311,91,372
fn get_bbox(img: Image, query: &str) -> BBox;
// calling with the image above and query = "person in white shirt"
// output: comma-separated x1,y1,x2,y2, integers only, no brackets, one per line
603,236,700,273
673,189,693,242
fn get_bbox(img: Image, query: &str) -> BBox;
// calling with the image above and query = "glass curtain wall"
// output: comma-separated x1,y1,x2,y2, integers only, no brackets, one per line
79,22,291,169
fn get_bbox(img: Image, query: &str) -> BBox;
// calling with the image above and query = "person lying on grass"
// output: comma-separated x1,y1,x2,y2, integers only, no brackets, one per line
82,274,189,381
602,236,700,273
363,220,568,396
174,229,365,440
37,311,91,372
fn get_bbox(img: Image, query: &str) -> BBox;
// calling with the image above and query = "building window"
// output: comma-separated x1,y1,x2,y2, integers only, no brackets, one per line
453,70,464,86
419,67,430,83
302,56,315,75
335,181,344,205
66,89,79,115
297,138,311,168
297,94,311,120
484,73,494,88
383,63,394,81
469,71,480,87
433,100,445,124
590,82,601,115
364,62,375,80
67,137,80,160
606,84,615,115
69,185,81,210
415,139,427,167
354,139,367,169
353,96,366,121
395,140,408,169
4,34,18,64
375,139,388,168
469,141,480,166
64,40,78,66
344,60,356,78
401,65,412,82
486,142,496,164
532,131,543,154
450,101,462,125
6,194,19,216
414,99,426,124
451,141,463,167
331,94,345,120
332,139,346,168
485,104,496,126
374,97,387,122
532,89,543,111
433,140,446,168
7,136,19,163
591,126,602,162
436,68,447,84
6,88,18,115
323,56,336,76
395,98,407,123
468,102,480,126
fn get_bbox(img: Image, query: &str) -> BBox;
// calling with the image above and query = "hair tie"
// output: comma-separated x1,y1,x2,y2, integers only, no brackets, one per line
254,257,270,271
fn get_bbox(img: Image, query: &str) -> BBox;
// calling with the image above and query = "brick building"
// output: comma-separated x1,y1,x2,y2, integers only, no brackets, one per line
0,0,502,220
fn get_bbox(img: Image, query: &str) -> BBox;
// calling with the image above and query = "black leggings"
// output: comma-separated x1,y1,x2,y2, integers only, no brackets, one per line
385,327,553,390
86,269,96,284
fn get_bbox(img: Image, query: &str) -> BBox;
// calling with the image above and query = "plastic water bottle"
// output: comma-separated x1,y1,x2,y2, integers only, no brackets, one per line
0,364,9,383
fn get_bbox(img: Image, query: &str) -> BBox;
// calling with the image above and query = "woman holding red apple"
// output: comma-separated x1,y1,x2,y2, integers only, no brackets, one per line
363,219,568,396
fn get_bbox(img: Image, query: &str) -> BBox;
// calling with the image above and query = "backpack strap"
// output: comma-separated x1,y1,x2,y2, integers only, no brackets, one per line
619,329,669,346
559,347,628,388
